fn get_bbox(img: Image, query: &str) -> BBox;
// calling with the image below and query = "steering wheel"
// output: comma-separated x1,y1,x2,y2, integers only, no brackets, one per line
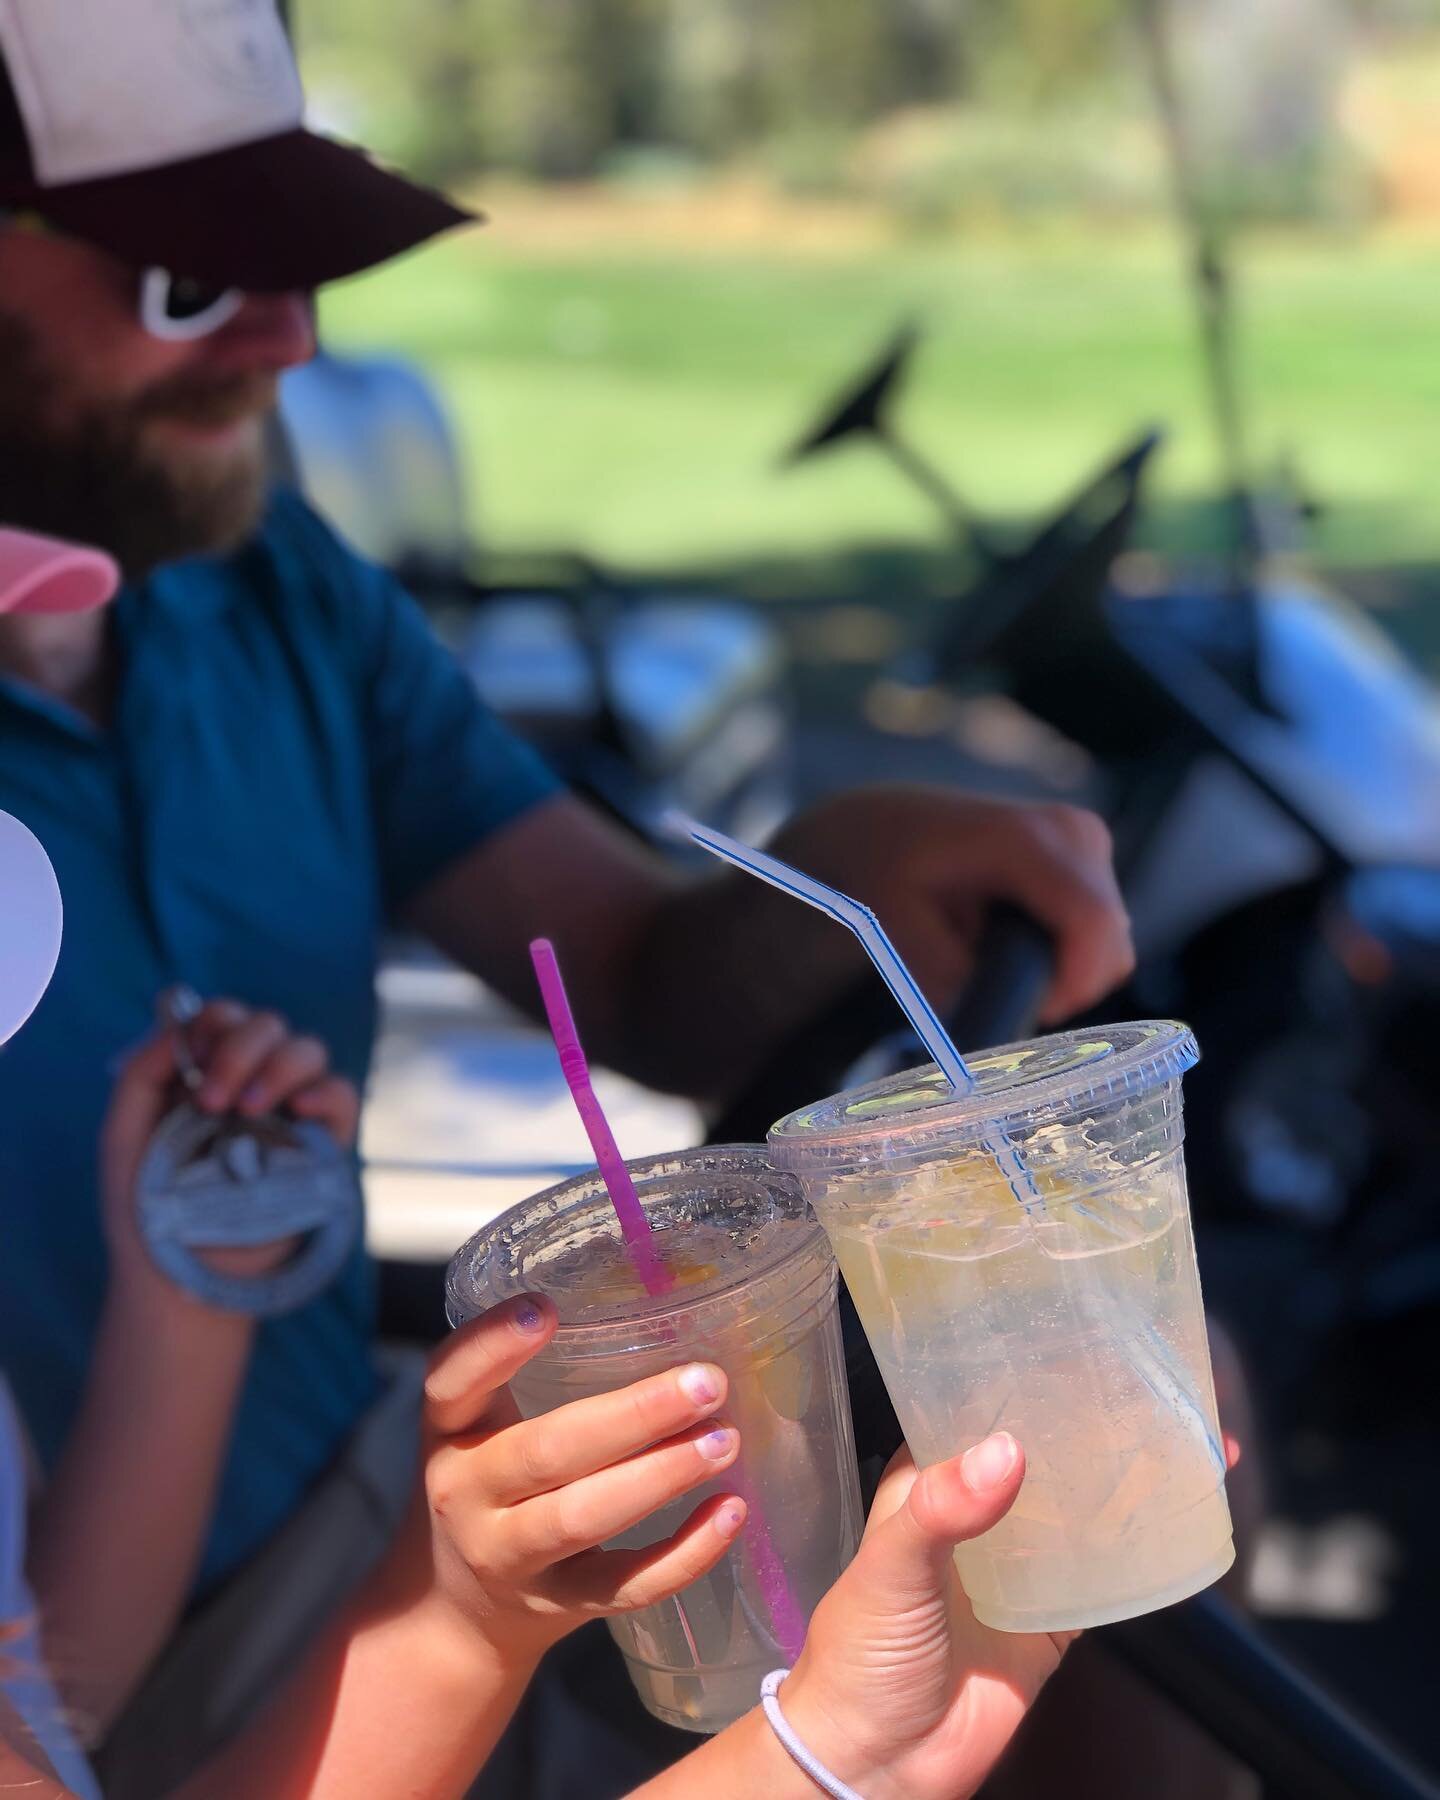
705,905,1054,1469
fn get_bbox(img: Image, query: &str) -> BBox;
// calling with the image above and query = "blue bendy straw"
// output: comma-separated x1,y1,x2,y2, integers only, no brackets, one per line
667,813,978,1092
665,813,1046,1215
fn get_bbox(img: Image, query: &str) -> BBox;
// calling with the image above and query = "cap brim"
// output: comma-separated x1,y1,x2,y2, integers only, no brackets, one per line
0,530,119,615
4,128,477,291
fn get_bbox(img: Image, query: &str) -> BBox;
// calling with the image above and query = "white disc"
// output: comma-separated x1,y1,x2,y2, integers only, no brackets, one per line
0,810,63,1046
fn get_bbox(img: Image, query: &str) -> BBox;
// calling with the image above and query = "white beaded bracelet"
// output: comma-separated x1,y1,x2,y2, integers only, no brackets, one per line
760,1670,865,1800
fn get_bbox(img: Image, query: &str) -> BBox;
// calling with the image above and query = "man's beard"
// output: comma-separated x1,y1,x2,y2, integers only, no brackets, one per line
0,310,275,579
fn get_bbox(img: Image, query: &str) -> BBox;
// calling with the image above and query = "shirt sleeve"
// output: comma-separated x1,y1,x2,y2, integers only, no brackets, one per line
364,577,562,912
271,495,562,914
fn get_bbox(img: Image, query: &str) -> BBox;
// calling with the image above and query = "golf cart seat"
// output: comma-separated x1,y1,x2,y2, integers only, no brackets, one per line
279,348,469,572
277,345,790,843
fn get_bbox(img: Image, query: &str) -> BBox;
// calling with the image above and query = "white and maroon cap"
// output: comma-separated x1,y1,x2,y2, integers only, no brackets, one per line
0,0,474,291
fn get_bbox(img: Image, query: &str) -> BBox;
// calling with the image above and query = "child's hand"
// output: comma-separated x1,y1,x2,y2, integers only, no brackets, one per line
772,1435,1073,1800
101,998,359,1303
422,1296,748,1662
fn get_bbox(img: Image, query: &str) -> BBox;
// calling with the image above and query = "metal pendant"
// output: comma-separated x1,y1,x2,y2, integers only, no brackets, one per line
136,1102,363,1317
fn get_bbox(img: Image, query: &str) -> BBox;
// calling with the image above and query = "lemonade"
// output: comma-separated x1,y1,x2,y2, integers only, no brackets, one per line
829,1155,1232,1631
446,1148,863,1732
772,1022,1235,1635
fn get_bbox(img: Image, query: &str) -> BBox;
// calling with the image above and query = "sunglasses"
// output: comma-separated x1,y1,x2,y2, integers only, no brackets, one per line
138,268,244,342
3,209,245,341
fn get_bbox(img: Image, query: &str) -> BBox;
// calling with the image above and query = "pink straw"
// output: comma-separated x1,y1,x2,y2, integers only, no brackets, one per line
740,1505,808,1663
528,937,808,1663
530,939,673,1296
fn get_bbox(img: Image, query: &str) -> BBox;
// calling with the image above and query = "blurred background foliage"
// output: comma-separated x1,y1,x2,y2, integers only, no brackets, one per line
298,0,1435,223
296,0,1440,665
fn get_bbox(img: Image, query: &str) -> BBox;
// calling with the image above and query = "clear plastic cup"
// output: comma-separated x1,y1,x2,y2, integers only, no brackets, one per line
445,1146,863,1733
769,1021,1234,1635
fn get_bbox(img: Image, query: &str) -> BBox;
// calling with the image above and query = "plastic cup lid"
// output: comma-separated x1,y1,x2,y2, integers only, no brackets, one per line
0,810,63,1047
446,1147,822,1331
769,1020,1199,1167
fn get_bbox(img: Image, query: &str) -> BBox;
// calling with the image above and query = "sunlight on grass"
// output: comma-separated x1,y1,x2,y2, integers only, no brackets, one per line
319,219,1440,573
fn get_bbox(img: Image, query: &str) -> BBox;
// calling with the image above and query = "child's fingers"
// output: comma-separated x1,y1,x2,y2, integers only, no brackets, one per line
495,1422,741,1575
112,998,247,1126
424,1298,558,1437
195,1011,289,1112
233,1034,330,1118
861,1445,921,1537
104,1000,245,1161
288,1075,361,1147
110,1029,182,1107
552,1494,748,1616
478,1363,729,1506
859,1432,1026,1609
198,1236,302,1279
177,998,252,1063
99,1030,184,1173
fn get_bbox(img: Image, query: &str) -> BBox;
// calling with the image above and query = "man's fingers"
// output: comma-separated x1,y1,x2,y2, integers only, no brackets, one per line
479,1363,728,1505
496,1421,741,1573
550,1495,748,1616
1005,807,1134,1024
862,1433,1026,1604
424,1298,557,1437
1029,810,1130,1022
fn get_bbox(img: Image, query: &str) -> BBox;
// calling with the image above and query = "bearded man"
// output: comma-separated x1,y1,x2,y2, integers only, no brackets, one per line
2,5,1177,1797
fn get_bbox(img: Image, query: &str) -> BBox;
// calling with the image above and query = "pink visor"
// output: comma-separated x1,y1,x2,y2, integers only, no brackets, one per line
0,529,119,614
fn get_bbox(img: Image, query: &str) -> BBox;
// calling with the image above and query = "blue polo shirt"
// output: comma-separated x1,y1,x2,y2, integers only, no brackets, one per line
0,492,558,1590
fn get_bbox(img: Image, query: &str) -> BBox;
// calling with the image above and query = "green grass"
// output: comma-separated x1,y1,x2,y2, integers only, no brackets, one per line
318,221,1440,583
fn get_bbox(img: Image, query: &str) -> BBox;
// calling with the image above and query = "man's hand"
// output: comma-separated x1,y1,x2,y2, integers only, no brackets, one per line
406,784,1133,1104
765,786,1134,1028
